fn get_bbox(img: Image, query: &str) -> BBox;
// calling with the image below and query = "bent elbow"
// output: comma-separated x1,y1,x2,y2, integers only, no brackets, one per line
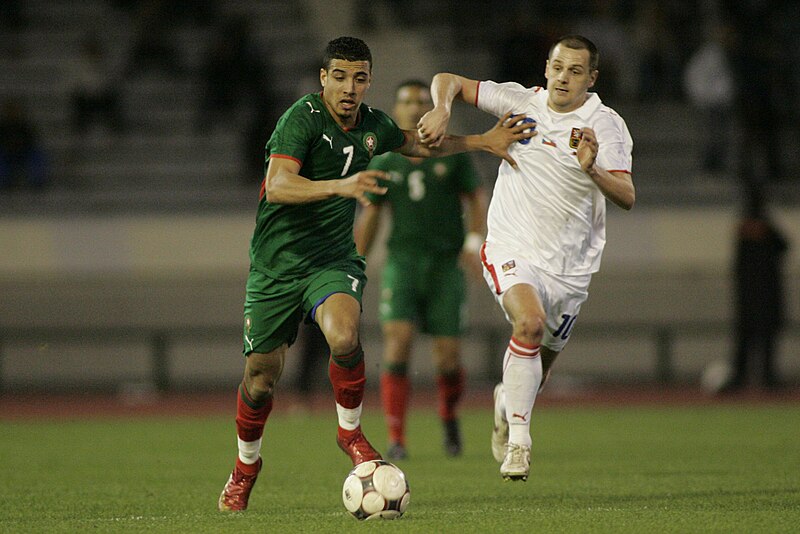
622,189,635,210
264,177,283,204
611,189,635,211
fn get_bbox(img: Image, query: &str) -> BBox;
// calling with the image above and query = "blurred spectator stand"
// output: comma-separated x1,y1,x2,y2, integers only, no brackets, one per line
0,98,49,190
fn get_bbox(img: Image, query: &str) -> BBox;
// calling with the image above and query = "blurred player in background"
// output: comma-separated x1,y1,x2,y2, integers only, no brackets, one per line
218,36,534,511
418,35,635,481
355,80,487,460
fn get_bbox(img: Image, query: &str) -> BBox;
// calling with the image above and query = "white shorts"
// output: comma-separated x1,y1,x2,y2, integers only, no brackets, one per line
480,242,591,353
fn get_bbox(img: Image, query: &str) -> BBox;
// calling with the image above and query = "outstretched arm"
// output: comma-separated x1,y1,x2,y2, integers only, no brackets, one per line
354,203,383,256
397,112,533,169
463,187,487,238
460,187,488,279
264,156,389,206
417,73,480,147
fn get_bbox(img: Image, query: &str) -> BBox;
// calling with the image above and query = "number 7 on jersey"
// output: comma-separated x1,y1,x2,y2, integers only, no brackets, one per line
346,274,359,292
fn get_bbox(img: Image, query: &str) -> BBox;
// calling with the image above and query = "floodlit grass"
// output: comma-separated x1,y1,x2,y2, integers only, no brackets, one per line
1,404,799,532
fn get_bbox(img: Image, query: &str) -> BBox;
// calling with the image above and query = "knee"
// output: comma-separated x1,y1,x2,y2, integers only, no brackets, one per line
512,312,545,345
435,353,460,374
244,366,279,401
325,326,360,356
433,340,460,372
384,331,413,363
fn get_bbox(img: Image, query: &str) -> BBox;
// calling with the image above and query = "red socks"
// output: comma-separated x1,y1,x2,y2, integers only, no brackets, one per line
381,371,410,445
437,368,464,422
329,345,366,410
381,364,464,444
235,381,273,442
235,381,272,475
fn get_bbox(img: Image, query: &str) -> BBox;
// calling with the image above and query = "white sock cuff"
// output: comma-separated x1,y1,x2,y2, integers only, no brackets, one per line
237,437,262,465
336,402,362,431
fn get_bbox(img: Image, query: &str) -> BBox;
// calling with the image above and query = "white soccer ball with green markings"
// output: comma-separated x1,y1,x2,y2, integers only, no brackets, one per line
342,459,410,520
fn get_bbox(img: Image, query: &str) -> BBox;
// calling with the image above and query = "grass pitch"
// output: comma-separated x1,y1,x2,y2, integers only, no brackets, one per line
1,401,799,533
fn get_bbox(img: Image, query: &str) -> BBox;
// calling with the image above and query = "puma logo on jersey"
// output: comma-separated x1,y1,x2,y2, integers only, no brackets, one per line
511,411,528,422
306,102,320,113
322,133,334,149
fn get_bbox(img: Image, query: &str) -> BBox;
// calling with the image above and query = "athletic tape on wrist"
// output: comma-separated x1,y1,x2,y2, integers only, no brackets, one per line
463,232,484,254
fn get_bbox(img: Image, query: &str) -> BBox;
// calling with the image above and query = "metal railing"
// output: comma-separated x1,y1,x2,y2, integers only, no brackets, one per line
5,320,793,393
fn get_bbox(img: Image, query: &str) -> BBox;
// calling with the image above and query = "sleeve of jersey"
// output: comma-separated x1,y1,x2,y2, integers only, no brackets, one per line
475,80,531,118
595,113,633,174
267,105,316,166
372,109,406,155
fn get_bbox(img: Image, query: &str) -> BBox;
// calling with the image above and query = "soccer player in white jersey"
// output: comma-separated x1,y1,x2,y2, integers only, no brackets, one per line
417,35,635,481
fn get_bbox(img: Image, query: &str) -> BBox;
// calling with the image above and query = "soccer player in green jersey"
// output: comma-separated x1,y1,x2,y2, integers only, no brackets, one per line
219,36,533,512
355,80,487,460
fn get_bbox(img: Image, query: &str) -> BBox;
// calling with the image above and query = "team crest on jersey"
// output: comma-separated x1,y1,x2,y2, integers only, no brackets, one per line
434,162,447,177
363,132,377,158
569,128,583,149
501,260,516,272
245,316,252,334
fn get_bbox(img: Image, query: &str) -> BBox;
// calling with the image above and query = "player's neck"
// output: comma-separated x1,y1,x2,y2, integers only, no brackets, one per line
323,100,360,130
546,93,590,114
338,110,360,130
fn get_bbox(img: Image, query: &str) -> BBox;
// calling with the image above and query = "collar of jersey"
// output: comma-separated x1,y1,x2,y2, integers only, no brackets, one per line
540,90,602,120
317,91,364,132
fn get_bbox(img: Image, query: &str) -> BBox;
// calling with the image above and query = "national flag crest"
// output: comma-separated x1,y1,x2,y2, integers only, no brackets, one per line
569,128,583,149
363,132,377,157
501,260,516,272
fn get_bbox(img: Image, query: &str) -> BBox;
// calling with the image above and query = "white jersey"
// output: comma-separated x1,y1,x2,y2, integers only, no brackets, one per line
476,81,633,275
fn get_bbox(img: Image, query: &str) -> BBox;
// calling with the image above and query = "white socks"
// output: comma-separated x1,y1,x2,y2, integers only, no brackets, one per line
336,402,363,431
502,337,542,448
237,436,262,465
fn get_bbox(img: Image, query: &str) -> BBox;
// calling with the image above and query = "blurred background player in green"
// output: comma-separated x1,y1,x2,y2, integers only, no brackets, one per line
356,80,487,460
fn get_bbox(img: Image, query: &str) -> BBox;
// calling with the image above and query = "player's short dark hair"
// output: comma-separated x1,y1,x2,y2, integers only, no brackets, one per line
323,36,372,71
549,35,600,71
395,79,429,97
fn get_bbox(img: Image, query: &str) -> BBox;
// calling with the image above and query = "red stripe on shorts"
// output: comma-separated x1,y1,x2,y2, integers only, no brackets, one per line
480,242,502,295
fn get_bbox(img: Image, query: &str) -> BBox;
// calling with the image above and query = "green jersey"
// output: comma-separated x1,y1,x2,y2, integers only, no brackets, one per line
250,92,405,278
367,152,480,255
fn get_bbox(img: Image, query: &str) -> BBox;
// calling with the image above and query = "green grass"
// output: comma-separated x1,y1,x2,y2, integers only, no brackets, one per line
1,404,799,533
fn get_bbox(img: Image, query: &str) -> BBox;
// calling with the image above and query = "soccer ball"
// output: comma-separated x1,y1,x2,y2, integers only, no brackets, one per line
342,459,410,520
701,359,734,394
